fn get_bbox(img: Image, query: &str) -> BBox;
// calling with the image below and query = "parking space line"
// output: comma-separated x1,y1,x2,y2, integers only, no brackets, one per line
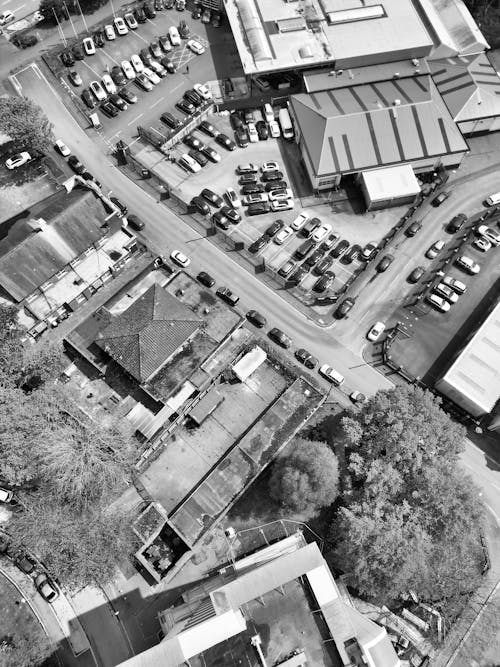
149,127,169,140
171,81,183,92
101,50,121,67
134,32,150,44
109,130,122,141
128,113,144,126
151,96,164,108
81,60,102,78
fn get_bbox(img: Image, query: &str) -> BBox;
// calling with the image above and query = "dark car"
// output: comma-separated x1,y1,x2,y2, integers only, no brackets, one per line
230,113,243,130
261,170,283,182
330,239,349,258
215,133,236,151
120,89,138,104
431,191,450,207
265,219,284,237
68,155,85,174
249,235,269,254
197,271,215,288
247,202,271,216
155,0,164,8
111,65,126,86
235,127,249,148
160,56,176,72
239,174,258,185
201,188,223,207
184,89,203,107
305,248,325,268
256,121,268,140
295,348,318,369
192,5,201,18
199,120,217,137
447,213,467,233
211,11,221,27
0,531,11,554
15,552,37,575
94,29,106,46
360,241,377,260
246,310,266,328
72,43,85,60
135,6,147,21
190,196,210,215
109,93,127,111
150,41,162,58
159,34,170,51
61,49,75,66
405,220,422,237
128,214,145,231
288,266,307,286
189,149,208,167
13,34,38,48
143,2,156,19
179,20,190,37
314,257,333,275
241,183,265,195
265,180,287,192
335,297,355,318
140,47,153,66
216,287,239,306
81,89,95,108
408,266,425,283
110,196,127,215
100,101,119,117
376,254,394,272
81,171,101,187
161,112,181,128
165,0,174,7
342,244,362,264
213,210,230,229
35,574,59,603
221,206,241,224
200,145,220,163
268,327,292,348
313,272,335,293
176,99,195,115
184,134,202,149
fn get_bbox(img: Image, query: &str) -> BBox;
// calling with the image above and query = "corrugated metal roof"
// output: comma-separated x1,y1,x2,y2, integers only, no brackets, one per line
290,75,467,177
421,0,489,57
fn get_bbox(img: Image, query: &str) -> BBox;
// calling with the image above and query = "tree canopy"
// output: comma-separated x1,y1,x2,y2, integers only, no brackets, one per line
0,97,53,154
330,386,484,609
269,439,340,518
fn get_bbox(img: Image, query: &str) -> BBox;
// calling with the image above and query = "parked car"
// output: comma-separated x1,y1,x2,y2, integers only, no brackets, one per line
121,60,135,80
68,70,82,86
431,191,450,207
81,89,95,108
447,213,467,233
433,283,459,303
213,210,229,229
190,196,210,215
15,552,37,574
5,152,31,170
170,249,190,267
215,134,236,151
135,73,153,91
220,206,241,224
35,574,59,603
72,43,85,60
101,74,117,94
109,94,127,111
274,226,293,244
246,310,266,328
247,202,271,216
110,196,127,215
294,349,317,369
426,293,451,312
54,139,70,157
201,8,211,22
201,188,223,207
288,266,307,286
268,328,292,349
243,192,268,205
143,2,156,19
442,276,467,294
239,174,258,186
111,66,126,86
0,487,13,503
82,36,96,55
225,187,241,208
265,180,287,192
160,56,176,73
134,6,147,22
126,214,144,231
140,47,154,66
104,24,116,40
179,19,190,37
476,224,500,246
61,49,75,67
184,134,202,149
93,30,105,47
124,12,138,29
143,67,161,85
237,163,258,174
408,266,425,283
335,297,355,318
189,149,208,167
194,82,211,100
314,257,333,275
331,239,349,258
248,236,269,254
150,40,162,58
406,220,422,237
169,26,182,45
319,365,344,386
197,271,215,288
367,321,386,341
472,236,492,252
313,272,335,293
178,154,201,173
310,223,331,244
321,234,339,251
68,155,85,174
262,170,284,183
131,54,145,72
268,188,293,203
100,101,119,117
305,248,325,268
216,287,239,306
235,126,249,148
361,242,377,260
265,219,284,237
271,199,294,212
176,99,195,114
426,240,445,259
114,16,128,35
161,112,181,128
154,0,164,9
291,212,309,231
261,161,280,172
343,244,362,264
455,255,480,274
200,145,221,163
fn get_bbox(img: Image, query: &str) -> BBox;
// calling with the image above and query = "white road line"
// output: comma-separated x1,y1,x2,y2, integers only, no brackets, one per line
81,60,101,78
134,32,150,44
14,2,26,9
171,81,183,92
102,50,121,66
149,127,168,139
127,113,143,126
150,96,164,108
109,130,122,141
128,137,141,147
485,503,500,527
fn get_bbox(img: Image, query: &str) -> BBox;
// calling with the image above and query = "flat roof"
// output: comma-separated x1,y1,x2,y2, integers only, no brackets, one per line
438,301,500,415
361,164,421,201
290,75,468,177
224,0,433,75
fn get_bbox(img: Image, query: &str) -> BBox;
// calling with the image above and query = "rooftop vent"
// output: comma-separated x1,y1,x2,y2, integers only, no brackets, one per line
299,45,313,58
393,99,401,106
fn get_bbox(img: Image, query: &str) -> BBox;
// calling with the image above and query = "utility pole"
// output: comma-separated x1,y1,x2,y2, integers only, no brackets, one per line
63,1,78,38
75,0,89,34
53,7,67,47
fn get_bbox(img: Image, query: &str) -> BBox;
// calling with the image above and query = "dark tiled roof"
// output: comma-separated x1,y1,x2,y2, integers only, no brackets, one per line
96,284,201,382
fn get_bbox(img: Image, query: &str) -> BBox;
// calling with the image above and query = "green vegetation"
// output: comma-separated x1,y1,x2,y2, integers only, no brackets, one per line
0,98,53,155
464,0,500,48
39,0,108,23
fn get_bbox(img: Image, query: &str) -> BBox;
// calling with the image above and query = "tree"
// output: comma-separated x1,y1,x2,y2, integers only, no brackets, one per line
269,439,339,517
0,624,52,667
0,97,53,154
0,305,25,387
38,0,66,23
8,494,138,589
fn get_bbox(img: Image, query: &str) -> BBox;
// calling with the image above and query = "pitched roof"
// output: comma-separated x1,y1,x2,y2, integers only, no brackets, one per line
96,284,201,382
419,0,488,59
0,189,108,301
290,75,467,177
431,53,500,122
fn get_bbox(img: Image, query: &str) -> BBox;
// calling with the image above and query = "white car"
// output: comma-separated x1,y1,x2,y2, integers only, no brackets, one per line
263,103,274,123
114,16,128,35
319,364,345,386
5,152,31,170
194,82,212,100
274,226,294,245
89,80,107,101
0,11,14,25
187,39,205,54
442,276,466,294
131,54,144,73
178,153,201,173
312,222,332,243
82,36,96,55
455,255,480,274
291,212,309,231
149,60,167,77
225,187,241,208
367,321,386,342
268,188,293,202
472,236,491,252
433,283,459,304
271,199,294,211
476,224,500,246
169,26,181,46
0,487,13,503
247,122,259,143
243,193,268,205
124,12,138,29
170,250,190,267
268,120,280,138
426,293,451,313
261,161,280,173
104,24,116,40
55,139,70,157
143,67,161,85
121,60,135,79
101,74,116,94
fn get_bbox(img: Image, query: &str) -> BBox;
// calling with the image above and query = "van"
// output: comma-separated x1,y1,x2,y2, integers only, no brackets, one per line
278,107,294,139
485,191,500,206
295,239,316,260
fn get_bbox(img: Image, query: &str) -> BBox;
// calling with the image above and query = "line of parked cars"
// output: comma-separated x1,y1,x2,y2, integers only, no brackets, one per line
169,114,235,173
230,104,282,147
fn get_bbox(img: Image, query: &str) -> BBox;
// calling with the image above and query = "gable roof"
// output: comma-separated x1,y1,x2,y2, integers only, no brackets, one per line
96,284,201,382
431,53,500,122
290,75,468,178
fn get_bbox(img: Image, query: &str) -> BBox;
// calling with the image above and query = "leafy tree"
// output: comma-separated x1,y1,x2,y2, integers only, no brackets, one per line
0,625,52,667
0,305,25,387
0,97,53,154
38,0,66,23
269,439,339,517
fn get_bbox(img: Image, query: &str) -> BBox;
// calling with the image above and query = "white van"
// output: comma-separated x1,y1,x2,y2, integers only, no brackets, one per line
278,107,294,140
169,26,181,46
485,191,500,206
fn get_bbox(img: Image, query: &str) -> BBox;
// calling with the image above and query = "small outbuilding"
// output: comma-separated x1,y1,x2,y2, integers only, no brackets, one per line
231,346,267,382
359,164,421,210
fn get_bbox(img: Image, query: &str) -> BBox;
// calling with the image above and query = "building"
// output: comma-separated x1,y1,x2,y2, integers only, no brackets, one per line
435,301,500,418
231,345,267,381
116,532,401,667
0,189,137,336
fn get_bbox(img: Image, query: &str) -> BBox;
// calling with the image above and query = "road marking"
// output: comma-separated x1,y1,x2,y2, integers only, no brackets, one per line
485,502,500,527
128,137,141,147
109,130,122,141
14,2,26,9
133,32,150,44
149,126,168,139
150,96,164,108
127,112,143,126
82,60,101,78
171,81,183,92
102,50,121,66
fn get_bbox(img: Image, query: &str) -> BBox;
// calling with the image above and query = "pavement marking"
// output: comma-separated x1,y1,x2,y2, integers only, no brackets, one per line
14,2,26,9
149,126,168,139
171,81,183,92
150,96,164,108
485,503,500,527
102,49,121,66
127,112,143,126
133,31,150,44
109,130,122,141
81,60,102,78
128,136,141,147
